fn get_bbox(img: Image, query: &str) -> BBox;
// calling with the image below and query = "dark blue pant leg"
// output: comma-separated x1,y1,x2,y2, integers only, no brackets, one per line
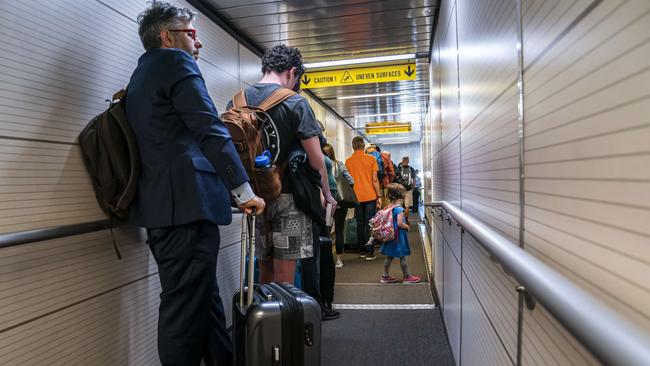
147,221,232,366
355,201,376,256
334,207,347,254
363,202,377,256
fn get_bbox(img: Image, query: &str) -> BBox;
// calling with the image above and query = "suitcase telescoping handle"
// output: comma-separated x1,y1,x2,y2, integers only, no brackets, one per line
239,209,256,309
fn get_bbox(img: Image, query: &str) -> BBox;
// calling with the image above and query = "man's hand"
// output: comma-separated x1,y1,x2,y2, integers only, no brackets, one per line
325,193,337,210
376,198,382,209
238,196,266,215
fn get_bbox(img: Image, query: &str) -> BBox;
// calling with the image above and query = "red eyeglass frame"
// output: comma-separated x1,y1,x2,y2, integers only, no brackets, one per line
168,29,197,41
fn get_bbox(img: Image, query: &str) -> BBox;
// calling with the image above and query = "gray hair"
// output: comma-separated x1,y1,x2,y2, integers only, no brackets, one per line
137,2,197,51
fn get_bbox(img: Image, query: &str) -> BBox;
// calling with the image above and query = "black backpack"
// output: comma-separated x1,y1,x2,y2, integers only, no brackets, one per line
396,165,414,191
78,89,140,258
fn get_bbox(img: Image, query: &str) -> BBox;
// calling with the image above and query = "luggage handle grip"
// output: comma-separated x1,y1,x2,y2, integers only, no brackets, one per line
239,209,257,308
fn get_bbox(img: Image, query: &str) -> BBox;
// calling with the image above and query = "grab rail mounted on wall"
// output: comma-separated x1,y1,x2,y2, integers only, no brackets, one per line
0,209,244,250
425,201,650,366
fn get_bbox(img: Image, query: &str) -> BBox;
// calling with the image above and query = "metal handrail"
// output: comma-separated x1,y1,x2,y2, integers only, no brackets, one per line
0,208,244,250
425,201,650,366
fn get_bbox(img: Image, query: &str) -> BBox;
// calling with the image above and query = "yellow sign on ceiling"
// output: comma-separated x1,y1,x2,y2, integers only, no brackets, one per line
300,63,416,89
365,122,412,135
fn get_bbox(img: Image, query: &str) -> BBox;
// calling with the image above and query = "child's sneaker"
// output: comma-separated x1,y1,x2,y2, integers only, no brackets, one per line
380,275,397,283
402,275,421,284
335,259,344,268
365,255,377,261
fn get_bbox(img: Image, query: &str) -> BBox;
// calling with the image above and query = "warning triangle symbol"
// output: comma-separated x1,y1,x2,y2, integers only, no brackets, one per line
341,71,353,84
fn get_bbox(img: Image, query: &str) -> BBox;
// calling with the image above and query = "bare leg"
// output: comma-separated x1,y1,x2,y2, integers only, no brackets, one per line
383,256,393,276
400,256,410,277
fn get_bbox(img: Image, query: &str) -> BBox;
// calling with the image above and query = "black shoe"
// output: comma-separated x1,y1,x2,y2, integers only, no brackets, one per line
321,308,341,321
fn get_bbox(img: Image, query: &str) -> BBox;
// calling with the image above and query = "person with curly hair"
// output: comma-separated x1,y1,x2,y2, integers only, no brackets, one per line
226,45,338,320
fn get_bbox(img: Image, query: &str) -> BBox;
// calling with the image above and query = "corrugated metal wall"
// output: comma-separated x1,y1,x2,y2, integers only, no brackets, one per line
423,0,650,365
0,0,354,364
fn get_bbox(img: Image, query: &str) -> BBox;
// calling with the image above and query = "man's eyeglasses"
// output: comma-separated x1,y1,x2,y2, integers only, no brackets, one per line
169,29,197,41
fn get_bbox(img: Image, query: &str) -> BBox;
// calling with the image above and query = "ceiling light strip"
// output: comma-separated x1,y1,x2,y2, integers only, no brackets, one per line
332,304,436,310
304,54,416,69
337,92,406,100
356,112,416,118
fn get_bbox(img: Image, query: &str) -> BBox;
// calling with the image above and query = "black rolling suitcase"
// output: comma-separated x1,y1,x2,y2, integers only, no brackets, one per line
232,211,322,366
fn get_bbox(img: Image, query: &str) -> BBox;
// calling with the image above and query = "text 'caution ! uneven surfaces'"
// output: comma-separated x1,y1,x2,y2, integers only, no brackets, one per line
300,63,416,89
365,122,412,135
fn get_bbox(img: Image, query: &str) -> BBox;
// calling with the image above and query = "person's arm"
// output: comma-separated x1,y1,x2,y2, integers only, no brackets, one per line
387,162,395,182
301,136,336,207
373,170,382,208
396,212,409,229
169,58,264,213
341,162,355,185
410,167,416,188
372,171,381,197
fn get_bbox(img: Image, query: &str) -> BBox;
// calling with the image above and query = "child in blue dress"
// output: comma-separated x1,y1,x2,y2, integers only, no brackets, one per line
379,183,421,284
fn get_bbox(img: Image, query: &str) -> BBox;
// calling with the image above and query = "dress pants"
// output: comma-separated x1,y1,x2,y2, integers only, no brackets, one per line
147,220,232,366
301,220,322,302
412,188,421,212
319,233,335,304
355,200,377,256
333,207,347,254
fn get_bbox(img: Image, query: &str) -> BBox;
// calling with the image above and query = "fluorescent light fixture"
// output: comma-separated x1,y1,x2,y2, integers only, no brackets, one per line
304,54,416,69
337,92,405,100
355,112,415,118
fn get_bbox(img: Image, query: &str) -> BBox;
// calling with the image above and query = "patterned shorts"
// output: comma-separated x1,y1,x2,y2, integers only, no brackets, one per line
255,194,313,260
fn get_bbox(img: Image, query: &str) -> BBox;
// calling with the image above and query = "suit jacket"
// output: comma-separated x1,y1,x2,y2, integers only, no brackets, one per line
125,48,248,228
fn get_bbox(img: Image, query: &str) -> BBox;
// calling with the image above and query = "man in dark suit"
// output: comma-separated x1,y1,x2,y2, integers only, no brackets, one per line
125,3,264,365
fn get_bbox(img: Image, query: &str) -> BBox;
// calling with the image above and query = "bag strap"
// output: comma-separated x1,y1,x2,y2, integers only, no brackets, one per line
382,203,399,214
258,88,296,111
233,90,247,108
112,88,126,101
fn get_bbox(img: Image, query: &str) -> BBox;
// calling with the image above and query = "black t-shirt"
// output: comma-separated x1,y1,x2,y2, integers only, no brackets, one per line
226,83,322,165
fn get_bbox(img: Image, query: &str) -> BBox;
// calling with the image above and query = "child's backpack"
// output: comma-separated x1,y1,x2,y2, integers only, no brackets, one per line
220,88,295,202
369,204,399,242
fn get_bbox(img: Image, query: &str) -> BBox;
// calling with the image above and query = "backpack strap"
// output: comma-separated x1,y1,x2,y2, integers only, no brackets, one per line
233,90,247,108
258,88,296,111
112,88,127,101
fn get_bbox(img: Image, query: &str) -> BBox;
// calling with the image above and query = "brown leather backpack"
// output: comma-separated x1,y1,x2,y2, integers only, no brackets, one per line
221,88,295,202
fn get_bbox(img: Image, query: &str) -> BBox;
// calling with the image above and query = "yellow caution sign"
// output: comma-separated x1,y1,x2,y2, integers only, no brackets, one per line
301,63,416,89
365,122,412,135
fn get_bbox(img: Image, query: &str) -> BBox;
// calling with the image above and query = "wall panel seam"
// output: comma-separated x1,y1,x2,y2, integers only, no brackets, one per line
526,64,650,127
461,265,516,365
525,215,650,266
524,243,650,319
523,0,604,73
525,190,650,211
0,272,158,335
525,203,650,240
525,125,650,153
524,92,650,138
526,22,650,102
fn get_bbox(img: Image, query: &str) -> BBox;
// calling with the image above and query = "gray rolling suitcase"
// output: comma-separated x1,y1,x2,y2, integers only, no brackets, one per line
232,211,322,366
